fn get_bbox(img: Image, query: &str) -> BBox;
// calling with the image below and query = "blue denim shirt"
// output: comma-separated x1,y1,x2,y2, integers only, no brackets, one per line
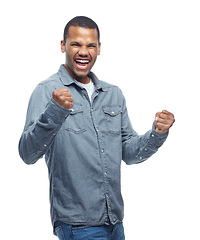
19,65,168,229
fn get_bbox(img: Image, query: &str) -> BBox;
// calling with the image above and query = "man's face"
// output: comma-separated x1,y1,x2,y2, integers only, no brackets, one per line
61,26,101,83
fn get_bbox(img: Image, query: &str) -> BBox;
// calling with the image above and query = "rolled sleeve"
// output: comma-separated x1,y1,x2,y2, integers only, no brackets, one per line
18,84,71,165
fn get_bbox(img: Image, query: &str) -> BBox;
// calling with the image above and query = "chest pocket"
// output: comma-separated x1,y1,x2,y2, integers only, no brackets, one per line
103,106,122,134
65,104,86,134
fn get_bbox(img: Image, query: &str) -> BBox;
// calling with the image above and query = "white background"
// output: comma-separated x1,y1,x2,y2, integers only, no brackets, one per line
0,0,200,239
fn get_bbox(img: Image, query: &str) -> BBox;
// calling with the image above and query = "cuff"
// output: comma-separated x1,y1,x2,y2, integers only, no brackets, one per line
152,122,169,139
45,98,71,124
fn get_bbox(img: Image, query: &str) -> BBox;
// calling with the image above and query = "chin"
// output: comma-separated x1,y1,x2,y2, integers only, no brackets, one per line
75,71,89,80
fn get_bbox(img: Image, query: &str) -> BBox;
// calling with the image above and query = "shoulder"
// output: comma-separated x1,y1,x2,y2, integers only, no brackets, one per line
34,72,64,93
38,73,61,87
29,73,64,103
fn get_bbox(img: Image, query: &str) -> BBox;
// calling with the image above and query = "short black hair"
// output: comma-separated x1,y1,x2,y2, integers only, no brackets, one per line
63,16,100,43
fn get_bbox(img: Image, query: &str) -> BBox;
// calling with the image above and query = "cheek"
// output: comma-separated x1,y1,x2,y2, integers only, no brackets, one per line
90,50,99,61
66,46,76,58
66,51,74,65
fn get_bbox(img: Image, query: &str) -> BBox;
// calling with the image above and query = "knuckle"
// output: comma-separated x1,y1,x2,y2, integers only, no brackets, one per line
60,95,66,101
66,97,72,103
53,89,62,97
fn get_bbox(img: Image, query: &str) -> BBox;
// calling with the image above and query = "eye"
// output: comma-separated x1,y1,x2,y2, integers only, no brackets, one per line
88,44,97,48
71,42,81,47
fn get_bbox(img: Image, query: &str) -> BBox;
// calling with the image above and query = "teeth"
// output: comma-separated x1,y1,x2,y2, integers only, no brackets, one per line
76,60,89,64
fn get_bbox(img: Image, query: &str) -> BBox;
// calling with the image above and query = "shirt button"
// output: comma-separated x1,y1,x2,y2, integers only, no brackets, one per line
44,144,47,147
139,156,143,160
111,111,115,114
144,148,147,151
151,134,155,137
101,149,104,153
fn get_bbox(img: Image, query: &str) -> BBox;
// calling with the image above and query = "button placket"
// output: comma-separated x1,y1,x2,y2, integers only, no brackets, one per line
90,101,114,223
103,152,113,222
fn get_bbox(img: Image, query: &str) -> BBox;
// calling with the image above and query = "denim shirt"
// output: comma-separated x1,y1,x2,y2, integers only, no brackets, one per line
19,65,168,229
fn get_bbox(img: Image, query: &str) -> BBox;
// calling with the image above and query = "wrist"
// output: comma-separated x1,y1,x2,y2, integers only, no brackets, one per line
155,127,168,134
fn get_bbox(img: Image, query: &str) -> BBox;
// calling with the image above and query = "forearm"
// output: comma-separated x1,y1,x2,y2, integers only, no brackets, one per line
122,123,168,165
19,99,70,164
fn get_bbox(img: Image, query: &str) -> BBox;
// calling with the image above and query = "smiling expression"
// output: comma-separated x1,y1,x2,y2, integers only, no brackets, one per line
61,26,101,84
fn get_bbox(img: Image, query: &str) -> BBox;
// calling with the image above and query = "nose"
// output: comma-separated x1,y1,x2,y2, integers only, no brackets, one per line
78,46,89,57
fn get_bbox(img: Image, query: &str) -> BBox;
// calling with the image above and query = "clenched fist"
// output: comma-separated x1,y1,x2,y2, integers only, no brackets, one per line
52,88,73,109
155,110,175,134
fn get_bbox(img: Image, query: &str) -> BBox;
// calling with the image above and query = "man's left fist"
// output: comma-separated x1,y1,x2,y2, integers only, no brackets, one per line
155,110,175,134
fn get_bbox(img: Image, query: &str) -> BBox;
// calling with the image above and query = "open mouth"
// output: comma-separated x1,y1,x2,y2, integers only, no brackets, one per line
75,59,90,70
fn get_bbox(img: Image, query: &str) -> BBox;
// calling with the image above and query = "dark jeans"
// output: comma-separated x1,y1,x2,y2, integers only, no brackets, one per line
55,221,125,240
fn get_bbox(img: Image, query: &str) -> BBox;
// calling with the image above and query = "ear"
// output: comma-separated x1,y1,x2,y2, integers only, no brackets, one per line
61,40,66,53
98,42,101,55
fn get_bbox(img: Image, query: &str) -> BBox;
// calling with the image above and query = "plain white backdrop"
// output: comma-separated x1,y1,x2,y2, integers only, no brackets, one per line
1,0,200,239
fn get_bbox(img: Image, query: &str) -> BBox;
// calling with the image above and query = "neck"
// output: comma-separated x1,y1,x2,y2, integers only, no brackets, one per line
64,64,90,84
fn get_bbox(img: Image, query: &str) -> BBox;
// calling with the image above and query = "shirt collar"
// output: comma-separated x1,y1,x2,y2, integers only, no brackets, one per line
58,64,107,92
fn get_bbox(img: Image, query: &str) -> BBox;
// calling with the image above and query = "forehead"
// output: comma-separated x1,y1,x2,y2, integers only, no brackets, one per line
67,26,99,43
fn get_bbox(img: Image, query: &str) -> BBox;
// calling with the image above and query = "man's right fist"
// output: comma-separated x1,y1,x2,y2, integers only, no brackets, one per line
52,88,74,109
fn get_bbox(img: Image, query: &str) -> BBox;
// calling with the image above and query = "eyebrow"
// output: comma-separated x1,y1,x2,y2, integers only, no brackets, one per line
70,41,81,45
88,43,98,46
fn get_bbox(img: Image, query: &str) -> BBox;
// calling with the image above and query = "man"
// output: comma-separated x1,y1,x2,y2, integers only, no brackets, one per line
19,16,175,240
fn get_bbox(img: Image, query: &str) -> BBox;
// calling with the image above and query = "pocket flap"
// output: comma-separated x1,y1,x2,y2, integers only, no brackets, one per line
103,106,122,116
70,105,83,115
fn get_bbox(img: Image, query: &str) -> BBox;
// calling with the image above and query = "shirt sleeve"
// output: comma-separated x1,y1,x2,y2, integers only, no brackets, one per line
18,83,71,165
120,90,168,165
